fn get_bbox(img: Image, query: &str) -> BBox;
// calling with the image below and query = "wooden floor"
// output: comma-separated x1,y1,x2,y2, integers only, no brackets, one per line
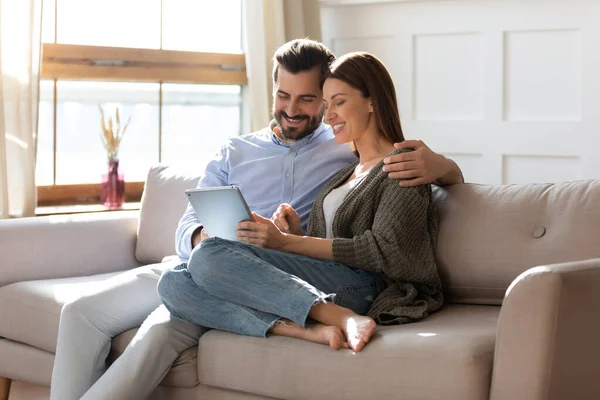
8,382,49,400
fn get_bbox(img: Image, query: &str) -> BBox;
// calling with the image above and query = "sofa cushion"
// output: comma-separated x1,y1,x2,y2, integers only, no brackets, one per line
0,338,56,386
136,165,201,264
0,263,169,354
0,272,123,353
0,266,199,388
434,181,600,304
194,305,499,400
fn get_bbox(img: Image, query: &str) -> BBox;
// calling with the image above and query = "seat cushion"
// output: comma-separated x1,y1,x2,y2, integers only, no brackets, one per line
0,267,199,388
0,272,124,353
0,338,55,386
195,305,499,400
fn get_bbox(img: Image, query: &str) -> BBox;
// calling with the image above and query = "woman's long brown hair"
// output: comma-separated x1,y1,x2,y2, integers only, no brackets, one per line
327,52,404,154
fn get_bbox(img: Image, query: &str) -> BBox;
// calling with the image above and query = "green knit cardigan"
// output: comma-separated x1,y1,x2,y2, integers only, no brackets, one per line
307,149,443,325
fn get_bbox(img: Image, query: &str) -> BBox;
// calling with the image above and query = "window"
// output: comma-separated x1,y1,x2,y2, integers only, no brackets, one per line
37,0,246,206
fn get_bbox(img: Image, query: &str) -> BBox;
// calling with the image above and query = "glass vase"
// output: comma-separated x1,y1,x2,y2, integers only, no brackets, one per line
101,158,125,210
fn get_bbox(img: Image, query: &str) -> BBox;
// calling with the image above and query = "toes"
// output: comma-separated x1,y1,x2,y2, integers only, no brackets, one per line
352,340,366,352
330,335,342,350
359,321,377,342
348,336,365,352
337,331,350,349
327,327,348,350
357,331,371,343
343,317,376,351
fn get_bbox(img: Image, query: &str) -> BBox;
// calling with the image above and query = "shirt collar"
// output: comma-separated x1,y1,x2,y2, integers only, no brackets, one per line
269,120,329,148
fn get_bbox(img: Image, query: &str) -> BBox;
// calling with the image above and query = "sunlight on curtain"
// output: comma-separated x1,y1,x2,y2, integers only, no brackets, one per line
0,0,42,218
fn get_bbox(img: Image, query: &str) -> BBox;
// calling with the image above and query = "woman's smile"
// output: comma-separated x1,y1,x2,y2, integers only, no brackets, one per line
332,123,346,135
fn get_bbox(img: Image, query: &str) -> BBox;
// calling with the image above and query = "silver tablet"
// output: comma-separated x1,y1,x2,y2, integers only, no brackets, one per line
185,186,254,241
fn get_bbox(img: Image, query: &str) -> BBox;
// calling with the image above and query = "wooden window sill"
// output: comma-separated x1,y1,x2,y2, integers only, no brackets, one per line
35,202,141,217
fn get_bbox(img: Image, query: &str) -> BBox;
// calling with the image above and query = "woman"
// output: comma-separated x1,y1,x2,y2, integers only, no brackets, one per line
158,52,443,352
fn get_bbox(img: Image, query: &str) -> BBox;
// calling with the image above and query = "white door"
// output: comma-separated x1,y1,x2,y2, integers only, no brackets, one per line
321,0,600,184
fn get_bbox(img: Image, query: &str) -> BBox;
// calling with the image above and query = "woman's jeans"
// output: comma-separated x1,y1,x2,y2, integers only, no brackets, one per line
157,237,385,337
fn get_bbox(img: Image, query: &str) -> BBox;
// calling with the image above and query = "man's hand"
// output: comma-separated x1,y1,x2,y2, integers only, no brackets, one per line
271,203,303,235
237,212,289,249
382,140,464,187
191,227,209,249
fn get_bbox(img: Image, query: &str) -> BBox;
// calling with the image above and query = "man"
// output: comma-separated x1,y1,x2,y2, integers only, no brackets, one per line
50,39,464,400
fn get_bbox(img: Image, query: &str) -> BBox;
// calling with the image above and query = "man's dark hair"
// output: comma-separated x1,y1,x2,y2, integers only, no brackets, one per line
272,39,336,88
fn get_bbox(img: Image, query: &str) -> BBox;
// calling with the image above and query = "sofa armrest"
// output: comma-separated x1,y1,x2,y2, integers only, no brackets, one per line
0,211,142,287
490,258,600,400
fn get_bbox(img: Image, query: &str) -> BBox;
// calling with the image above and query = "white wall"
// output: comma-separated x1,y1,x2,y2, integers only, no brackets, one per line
320,0,600,184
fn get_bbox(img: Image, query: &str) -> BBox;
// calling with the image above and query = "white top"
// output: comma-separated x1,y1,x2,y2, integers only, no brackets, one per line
322,168,372,239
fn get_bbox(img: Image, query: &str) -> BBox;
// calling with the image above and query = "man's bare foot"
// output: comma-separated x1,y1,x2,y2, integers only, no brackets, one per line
306,323,349,350
342,315,377,352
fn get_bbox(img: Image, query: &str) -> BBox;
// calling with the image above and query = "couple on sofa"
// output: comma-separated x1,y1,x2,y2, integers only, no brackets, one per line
50,39,465,399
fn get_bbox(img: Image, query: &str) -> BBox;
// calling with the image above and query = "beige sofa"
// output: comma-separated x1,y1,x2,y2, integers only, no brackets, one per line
1,165,599,400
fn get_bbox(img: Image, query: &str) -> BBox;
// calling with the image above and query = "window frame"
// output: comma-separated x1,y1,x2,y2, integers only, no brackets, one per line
41,44,246,84
38,7,246,207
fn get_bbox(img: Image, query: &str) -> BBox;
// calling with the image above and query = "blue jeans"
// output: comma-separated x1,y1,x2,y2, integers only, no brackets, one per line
157,237,385,337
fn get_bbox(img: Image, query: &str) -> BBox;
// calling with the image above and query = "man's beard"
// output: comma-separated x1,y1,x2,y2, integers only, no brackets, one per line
273,110,323,141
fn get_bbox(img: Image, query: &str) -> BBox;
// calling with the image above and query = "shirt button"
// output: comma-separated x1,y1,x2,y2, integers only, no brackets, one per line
285,172,291,178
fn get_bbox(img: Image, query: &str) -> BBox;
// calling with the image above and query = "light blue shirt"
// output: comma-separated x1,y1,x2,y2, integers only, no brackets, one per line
175,122,357,261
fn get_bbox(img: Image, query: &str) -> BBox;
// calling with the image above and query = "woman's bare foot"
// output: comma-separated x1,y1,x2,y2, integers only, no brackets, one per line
306,323,349,350
342,315,377,352
269,319,348,350
308,301,378,352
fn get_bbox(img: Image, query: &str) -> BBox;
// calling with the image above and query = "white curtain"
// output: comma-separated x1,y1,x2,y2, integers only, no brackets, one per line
0,0,42,218
242,0,323,131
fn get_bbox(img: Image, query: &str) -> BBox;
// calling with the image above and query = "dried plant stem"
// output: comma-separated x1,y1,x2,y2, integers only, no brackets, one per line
99,106,131,161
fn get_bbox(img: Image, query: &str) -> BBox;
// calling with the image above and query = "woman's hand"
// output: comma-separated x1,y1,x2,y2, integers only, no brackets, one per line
271,203,304,235
239,212,334,260
237,212,289,250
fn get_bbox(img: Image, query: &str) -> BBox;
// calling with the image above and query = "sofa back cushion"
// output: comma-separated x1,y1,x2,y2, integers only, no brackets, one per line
136,165,600,305
135,165,201,264
434,180,600,305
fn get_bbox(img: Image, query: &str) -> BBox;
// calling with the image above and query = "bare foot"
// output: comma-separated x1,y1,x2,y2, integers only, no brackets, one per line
269,319,348,350
306,323,349,350
342,316,377,352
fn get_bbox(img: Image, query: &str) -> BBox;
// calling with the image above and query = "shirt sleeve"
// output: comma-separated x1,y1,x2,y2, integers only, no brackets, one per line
175,144,230,260
331,183,439,285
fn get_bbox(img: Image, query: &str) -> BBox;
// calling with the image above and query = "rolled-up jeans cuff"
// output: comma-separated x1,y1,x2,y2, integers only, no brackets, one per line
294,292,336,328
314,293,336,306
263,292,334,336
262,317,282,338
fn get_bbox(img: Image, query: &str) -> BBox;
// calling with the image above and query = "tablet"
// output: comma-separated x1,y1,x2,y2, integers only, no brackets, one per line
185,186,254,241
